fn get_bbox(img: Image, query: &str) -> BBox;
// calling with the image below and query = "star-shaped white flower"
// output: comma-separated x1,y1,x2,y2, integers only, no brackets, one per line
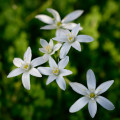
7,47,46,90
53,24,94,59
69,69,115,118
39,39,61,61
35,8,83,32
38,56,72,90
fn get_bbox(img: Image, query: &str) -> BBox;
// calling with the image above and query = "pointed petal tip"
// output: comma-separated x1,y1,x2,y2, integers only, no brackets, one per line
46,82,49,85
35,15,39,18
7,74,10,78
26,87,30,90
69,108,74,113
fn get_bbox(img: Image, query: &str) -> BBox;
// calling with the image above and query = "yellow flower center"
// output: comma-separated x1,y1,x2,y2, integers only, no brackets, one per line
24,64,29,69
66,33,75,43
69,36,73,41
90,93,95,98
45,45,52,53
52,68,59,75
57,21,61,26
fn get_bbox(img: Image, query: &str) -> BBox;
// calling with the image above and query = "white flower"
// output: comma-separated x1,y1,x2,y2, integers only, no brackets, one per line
7,47,46,90
35,8,83,32
38,56,72,90
39,39,61,61
53,24,94,59
69,69,115,118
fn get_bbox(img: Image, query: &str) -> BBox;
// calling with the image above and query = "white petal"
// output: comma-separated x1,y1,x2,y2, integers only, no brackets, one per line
24,47,32,63
7,68,24,78
76,35,94,42
62,10,84,23
50,43,62,55
40,24,56,30
31,56,48,67
46,75,57,85
56,76,66,90
39,48,46,53
72,24,80,36
96,96,115,110
60,43,71,59
88,100,97,118
72,41,81,51
13,58,24,67
56,29,69,37
38,67,52,75
87,69,96,90
69,82,88,95
95,80,114,95
53,43,62,52
35,15,54,24
49,39,53,47
22,72,30,90
53,37,67,42
40,39,48,48
47,8,61,21
58,56,69,69
30,68,42,77
49,57,58,68
60,69,72,76
69,97,89,113
62,23,83,30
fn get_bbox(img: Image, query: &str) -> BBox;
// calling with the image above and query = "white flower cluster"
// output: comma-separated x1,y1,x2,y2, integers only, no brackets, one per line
7,8,115,118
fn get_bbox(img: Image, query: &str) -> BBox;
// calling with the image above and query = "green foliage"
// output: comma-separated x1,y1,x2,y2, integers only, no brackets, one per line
0,0,120,120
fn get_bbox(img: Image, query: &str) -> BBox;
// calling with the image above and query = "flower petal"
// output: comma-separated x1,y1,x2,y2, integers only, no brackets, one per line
49,57,58,68
39,48,46,53
40,24,56,30
47,8,61,21
62,23,83,30
56,76,66,90
88,100,97,118
49,39,53,47
72,41,81,51
56,29,70,37
7,68,24,78
69,82,88,95
13,58,24,67
95,80,114,95
46,75,57,85
69,97,89,113
62,10,84,23
31,56,48,67
53,37,67,43
76,35,94,42
30,68,42,77
96,96,115,110
40,39,48,48
24,47,32,63
58,56,69,69
35,15,54,24
72,24,80,36
60,69,72,76
22,72,30,90
87,69,96,90
50,43,62,55
60,43,71,59
38,67,52,75
53,43,62,52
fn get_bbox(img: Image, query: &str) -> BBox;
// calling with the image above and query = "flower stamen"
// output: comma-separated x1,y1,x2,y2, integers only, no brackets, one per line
45,45,52,53
52,68,60,75
90,93,95,98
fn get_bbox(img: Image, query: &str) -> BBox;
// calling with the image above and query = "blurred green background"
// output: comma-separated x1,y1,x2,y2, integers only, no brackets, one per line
0,0,120,120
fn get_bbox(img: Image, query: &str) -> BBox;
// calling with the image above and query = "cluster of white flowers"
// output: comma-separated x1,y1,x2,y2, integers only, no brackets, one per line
7,8,115,118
